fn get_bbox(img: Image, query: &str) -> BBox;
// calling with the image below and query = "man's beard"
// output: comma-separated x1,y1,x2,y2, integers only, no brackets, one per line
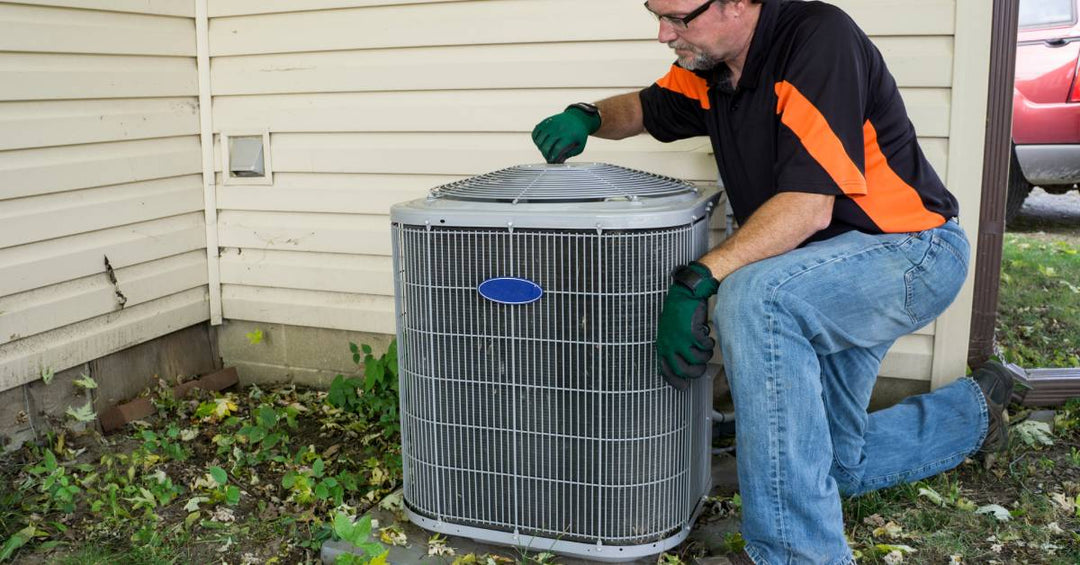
669,42,720,71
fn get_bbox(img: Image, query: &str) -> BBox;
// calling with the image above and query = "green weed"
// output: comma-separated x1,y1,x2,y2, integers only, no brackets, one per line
23,450,81,514
328,341,400,434
330,513,387,565
139,426,189,462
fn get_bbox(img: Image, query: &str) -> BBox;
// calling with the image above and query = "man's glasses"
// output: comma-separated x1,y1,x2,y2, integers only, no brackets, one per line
644,0,719,30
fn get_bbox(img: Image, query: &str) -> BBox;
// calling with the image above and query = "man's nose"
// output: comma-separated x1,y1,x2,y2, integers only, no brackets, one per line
657,19,678,43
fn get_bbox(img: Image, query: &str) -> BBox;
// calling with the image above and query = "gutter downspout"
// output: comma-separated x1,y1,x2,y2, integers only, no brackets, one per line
967,1,1079,408
967,0,1019,366
196,0,223,325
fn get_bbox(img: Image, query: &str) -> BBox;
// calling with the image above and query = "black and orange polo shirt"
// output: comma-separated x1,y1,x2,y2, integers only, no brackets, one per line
639,0,958,243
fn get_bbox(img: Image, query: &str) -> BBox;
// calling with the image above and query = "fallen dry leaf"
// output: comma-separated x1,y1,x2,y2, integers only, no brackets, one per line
872,522,903,539
379,525,407,546
863,513,886,527
1050,492,1075,514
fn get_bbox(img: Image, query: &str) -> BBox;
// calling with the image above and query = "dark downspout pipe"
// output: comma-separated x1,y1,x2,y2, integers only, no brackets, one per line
968,0,1020,368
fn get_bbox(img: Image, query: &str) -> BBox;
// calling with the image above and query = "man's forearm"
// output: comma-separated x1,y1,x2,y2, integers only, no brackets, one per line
696,192,835,282
594,92,645,140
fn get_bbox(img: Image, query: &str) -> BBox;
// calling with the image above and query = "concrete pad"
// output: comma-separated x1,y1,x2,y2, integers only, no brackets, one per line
1028,410,1057,433
321,512,658,565
323,454,743,565
694,558,736,565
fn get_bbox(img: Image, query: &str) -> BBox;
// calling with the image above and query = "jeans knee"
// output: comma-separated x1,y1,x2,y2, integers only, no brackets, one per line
830,459,865,497
713,266,773,336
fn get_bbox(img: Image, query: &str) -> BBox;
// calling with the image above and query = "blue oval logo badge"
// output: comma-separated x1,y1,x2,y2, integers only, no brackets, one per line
478,277,543,305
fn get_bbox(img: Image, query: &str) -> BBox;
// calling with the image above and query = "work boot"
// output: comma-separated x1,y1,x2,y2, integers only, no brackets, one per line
972,361,1014,456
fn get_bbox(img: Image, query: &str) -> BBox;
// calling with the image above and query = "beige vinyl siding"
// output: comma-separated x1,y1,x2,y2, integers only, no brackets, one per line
0,2,207,391
3,0,192,17
933,0,991,388
207,0,952,24
208,0,978,383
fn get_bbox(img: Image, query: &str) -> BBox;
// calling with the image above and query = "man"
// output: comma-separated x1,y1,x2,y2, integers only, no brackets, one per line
531,1,1014,563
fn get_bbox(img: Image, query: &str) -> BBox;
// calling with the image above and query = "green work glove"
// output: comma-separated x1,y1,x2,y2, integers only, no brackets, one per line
531,104,602,164
656,262,720,390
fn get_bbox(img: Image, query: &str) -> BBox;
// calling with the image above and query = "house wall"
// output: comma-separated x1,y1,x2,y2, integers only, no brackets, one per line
208,0,988,387
0,0,211,395
0,0,995,399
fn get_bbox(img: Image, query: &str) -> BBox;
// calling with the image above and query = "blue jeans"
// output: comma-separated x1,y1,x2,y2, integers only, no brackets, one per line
713,220,988,564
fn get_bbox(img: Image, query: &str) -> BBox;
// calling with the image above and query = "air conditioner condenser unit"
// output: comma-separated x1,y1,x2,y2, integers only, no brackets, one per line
390,163,721,562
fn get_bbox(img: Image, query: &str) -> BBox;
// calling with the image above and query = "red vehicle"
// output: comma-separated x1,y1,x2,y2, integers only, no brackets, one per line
1009,0,1080,223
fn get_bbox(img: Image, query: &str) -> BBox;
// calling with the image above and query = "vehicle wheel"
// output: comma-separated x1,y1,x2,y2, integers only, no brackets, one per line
1005,145,1032,226
1040,184,1075,195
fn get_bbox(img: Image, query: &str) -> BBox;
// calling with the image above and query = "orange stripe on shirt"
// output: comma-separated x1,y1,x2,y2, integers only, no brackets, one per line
774,81,866,196
657,65,711,110
858,121,946,232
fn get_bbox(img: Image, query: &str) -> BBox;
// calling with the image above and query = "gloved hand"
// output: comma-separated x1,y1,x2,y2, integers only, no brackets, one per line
531,105,601,164
656,262,719,390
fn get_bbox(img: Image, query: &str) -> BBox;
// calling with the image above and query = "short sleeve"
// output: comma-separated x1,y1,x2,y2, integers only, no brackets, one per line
639,64,710,142
773,8,869,197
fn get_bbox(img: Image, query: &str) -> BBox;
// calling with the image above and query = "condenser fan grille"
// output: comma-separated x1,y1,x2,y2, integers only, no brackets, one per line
395,223,711,545
429,163,698,203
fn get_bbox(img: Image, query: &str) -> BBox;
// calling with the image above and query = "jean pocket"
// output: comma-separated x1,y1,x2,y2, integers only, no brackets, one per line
903,237,969,327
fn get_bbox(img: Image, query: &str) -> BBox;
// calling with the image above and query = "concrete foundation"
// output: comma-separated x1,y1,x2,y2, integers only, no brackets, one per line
217,319,394,388
0,324,220,451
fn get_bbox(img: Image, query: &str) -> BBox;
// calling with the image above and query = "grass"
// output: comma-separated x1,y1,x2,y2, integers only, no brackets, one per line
52,533,190,565
836,401,1080,562
997,232,1080,367
693,403,1080,564
825,217,1080,562
826,220,1080,562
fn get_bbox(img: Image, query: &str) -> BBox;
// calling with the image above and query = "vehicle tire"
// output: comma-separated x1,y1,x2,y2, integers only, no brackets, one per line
1006,145,1032,226
1040,184,1075,195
